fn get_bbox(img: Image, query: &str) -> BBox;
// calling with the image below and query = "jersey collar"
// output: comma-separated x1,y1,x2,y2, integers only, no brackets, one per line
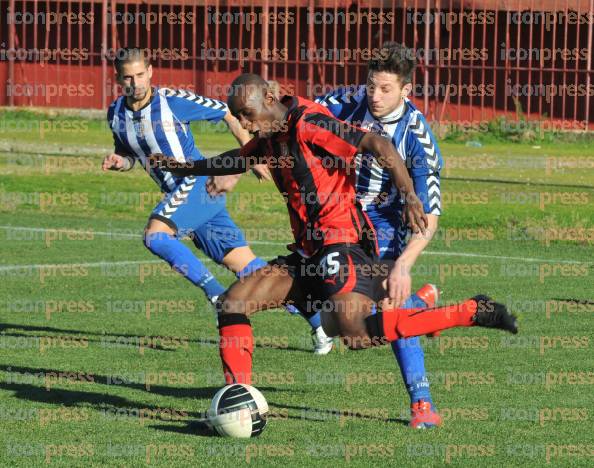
364,92,409,125
280,95,304,133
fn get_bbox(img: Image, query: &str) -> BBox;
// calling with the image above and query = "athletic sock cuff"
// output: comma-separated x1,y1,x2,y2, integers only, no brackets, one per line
218,313,251,329
236,257,268,278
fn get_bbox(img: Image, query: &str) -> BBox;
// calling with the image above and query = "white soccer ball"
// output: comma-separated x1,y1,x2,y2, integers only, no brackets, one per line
207,384,269,438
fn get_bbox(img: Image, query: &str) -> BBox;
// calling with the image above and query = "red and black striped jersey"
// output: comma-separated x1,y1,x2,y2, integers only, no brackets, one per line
239,95,377,257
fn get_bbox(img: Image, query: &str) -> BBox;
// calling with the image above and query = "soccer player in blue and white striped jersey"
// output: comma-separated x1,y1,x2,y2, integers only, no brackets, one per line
103,48,270,311
316,42,444,428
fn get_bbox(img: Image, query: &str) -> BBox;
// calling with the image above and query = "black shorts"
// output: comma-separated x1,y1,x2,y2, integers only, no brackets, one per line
270,243,388,304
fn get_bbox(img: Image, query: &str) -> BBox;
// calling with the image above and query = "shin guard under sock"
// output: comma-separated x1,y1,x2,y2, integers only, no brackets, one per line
218,314,253,385
366,299,478,342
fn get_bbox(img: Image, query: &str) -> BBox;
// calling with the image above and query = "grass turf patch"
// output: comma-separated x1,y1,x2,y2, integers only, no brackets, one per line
0,112,593,467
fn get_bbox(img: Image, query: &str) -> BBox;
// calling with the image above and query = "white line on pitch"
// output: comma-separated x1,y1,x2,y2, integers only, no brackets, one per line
0,259,158,272
421,251,590,264
0,225,590,265
0,225,278,244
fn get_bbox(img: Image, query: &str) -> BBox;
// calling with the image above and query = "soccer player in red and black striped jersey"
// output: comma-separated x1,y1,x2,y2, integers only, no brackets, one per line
151,73,518,386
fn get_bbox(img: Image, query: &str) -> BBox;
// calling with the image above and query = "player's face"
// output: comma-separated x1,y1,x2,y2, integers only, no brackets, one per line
366,71,411,118
117,60,153,102
229,88,278,138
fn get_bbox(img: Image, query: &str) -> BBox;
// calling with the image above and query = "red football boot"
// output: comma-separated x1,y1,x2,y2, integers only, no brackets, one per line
410,399,442,429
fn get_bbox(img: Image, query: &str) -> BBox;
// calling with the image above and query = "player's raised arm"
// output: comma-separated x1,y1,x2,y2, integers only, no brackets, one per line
223,110,251,146
358,132,428,234
149,146,263,177
221,110,272,185
301,111,427,235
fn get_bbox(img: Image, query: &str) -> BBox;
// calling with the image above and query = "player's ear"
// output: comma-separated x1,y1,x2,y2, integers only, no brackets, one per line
147,64,153,80
401,81,412,98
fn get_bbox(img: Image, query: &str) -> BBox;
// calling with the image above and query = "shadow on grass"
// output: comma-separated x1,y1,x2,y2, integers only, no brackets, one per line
0,323,312,353
196,338,310,354
150,420,214,437
0,364,287,400
268,401,409,426
0,380,208,418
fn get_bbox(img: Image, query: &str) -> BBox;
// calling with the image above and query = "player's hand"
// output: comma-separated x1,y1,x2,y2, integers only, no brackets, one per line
388,261,412,307
403,193,428,235
102,153,126,171
206,175,241,196
384,261,412,307
252,164,273,182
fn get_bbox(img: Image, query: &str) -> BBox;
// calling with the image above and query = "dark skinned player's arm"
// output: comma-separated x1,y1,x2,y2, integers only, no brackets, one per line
357,132,428,234
148,148,265,177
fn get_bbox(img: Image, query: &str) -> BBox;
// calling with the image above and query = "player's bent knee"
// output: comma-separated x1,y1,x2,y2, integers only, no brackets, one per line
143,231,165,252
341,334,374,350
217,293,249,316
217,288,261,316
145,218,176,237
336,315,386,350
222,246,257,273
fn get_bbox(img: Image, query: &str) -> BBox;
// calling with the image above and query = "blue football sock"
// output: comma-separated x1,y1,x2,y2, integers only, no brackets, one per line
236,257,268,278
392,293,433,405
144,232,226,301
305,311,321,329
284,305,321,330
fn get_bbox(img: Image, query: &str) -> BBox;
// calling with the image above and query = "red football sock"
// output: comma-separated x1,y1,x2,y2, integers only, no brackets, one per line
381,299,478,341
218,314,253,385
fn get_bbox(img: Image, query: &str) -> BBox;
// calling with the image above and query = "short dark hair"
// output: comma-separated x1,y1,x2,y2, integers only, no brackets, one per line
113,47,151,75
368,42,416,84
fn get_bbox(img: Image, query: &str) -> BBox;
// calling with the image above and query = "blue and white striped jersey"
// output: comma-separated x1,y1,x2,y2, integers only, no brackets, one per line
316,85,442,217
107,87,228,193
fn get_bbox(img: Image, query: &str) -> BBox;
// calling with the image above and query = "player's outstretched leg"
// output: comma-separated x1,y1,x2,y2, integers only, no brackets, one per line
144,221,225,302
216,264,302,385
366,295,518,344
326,294,518,351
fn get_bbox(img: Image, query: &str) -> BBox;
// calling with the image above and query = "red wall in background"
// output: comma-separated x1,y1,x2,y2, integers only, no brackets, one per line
1,0,593,126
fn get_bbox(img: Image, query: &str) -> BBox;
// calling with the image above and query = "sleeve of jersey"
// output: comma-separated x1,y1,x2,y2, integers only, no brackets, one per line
406,121,442,215
167,91,228,122
112,133,131,157
107,106,132,157
300,113,366,163
314,91,344,118
238,136,262,159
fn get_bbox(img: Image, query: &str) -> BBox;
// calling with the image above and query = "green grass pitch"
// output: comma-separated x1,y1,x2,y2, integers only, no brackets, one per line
0,110,593,467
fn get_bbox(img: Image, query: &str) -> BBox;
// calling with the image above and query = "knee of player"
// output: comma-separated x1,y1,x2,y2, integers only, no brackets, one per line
142,234,152,250
217,293,250,316
341,334,372,350
143,231,171,252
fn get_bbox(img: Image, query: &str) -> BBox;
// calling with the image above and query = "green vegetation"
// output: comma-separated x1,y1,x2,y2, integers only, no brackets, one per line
0,111,593,467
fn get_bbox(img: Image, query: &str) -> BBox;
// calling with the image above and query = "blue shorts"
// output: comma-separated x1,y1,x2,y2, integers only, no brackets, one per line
366,209,408,261
150,176,248,263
